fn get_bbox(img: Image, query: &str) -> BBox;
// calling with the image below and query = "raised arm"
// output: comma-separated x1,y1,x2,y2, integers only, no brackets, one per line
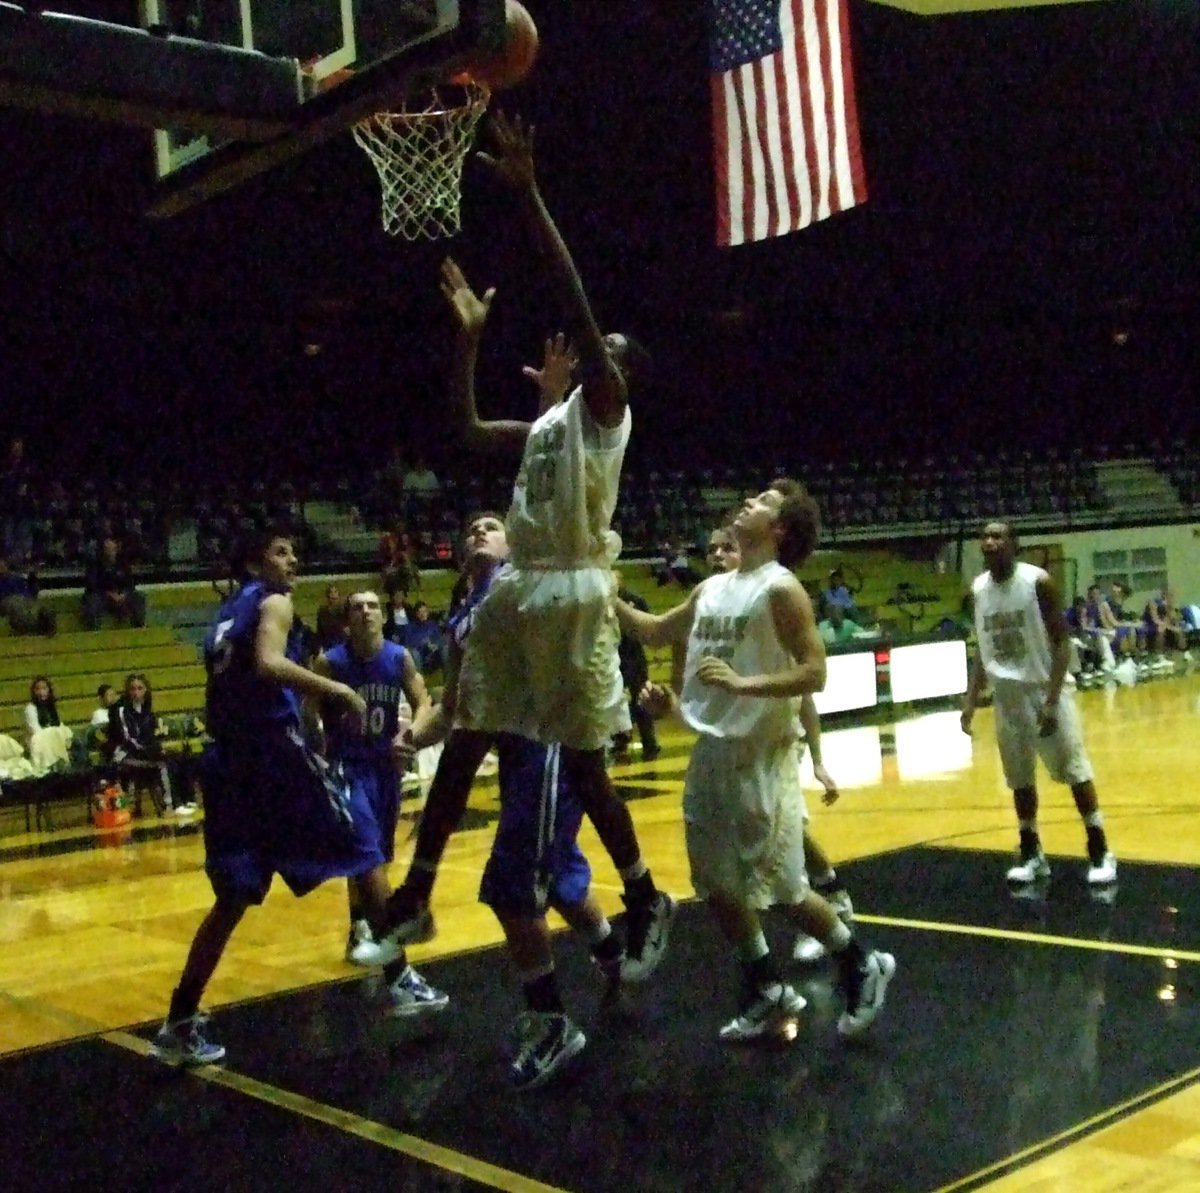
440,257,533,456
523,333,577,417
478,113,626,429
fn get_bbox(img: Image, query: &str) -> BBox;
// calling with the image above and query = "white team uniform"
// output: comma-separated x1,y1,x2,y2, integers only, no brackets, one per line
458,387,632,751
972,561,1093,790
680,562,809,908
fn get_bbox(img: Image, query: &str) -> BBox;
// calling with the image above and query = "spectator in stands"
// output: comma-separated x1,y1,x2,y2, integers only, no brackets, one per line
109,672,194,816
821,568,858,620
82,536,147,630
1099,580,1144,665
1144,589,1189,667
91,683,118,728
24,675,63,740
401,600,444,677
0,557,56,636
315,583,347,650
383,589,410,644
1,436,33,564
1065,596,1102,683
611,575,660,762
402,453,441,502
818,603,859,646
1084,584,1117,673
656,539,699,588
378,519,420,597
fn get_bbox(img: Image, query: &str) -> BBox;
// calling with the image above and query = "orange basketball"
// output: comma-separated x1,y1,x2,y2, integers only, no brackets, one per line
459,0,538,91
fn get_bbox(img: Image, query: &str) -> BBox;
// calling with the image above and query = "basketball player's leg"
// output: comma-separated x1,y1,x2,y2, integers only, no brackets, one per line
1039,694,1116,884
385,728,494,941
481,736,590,1090
561,745,676,982
993,686,1050,883
522,578,675,980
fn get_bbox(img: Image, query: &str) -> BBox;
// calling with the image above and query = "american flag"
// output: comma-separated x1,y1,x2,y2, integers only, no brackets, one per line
711,0,866,246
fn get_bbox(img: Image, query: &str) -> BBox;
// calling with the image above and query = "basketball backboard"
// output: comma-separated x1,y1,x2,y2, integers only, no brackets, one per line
140,0,505,216
0,1,505,216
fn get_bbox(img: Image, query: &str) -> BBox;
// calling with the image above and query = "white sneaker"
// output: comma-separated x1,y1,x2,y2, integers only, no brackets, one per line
1006,851,1051,884
838,951,896,1039
1086,852,1118,885
719,982,807,1042
345,919,390,967
385,966,449,1017
792,934,828,963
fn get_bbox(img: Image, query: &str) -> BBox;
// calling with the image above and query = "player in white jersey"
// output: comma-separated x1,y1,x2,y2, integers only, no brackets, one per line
421,113,675,983
618,480,896,1043
702,522,855,964
961,521,1117,888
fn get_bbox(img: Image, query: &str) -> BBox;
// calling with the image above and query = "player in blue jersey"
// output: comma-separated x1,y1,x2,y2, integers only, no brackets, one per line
310,590,448,1017
154,527,388,1067
398,510,624,1089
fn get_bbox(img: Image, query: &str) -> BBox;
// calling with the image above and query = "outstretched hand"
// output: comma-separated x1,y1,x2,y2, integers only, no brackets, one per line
523,333,577,414
440,257,494,337
476,111,537,191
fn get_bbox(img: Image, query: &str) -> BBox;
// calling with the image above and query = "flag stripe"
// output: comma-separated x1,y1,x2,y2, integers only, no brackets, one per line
711,0,865,247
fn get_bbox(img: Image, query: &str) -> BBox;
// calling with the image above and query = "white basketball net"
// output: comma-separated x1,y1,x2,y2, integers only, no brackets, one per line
352,82,490,240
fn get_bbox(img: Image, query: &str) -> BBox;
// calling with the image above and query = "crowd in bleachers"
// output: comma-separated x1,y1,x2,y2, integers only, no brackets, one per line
11,439,1200,587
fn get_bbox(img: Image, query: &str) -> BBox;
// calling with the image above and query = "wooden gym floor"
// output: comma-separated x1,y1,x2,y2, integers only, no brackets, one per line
2,671,1200,1191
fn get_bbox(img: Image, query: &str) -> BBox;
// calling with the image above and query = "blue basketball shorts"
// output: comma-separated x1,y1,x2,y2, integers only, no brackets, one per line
479,734,592,916
200,728,379,904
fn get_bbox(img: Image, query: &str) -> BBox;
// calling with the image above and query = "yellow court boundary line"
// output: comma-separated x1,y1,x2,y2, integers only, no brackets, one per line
931,1063,1200,1192
855,913,1200,963
101,1030,570,1193
0,988,567,1193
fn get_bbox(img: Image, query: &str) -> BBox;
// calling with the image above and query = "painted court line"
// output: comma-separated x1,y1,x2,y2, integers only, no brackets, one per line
104,1030,569,1193
932,1063,1200,1192
856,912,1200,963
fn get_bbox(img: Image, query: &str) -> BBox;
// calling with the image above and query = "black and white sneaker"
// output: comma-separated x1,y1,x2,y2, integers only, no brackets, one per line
510,1011,587,1091
620,892,677,983
838,951,896,1038
718,982,807,1043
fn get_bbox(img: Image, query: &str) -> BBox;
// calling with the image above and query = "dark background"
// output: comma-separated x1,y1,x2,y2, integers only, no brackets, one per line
0,1,1196,487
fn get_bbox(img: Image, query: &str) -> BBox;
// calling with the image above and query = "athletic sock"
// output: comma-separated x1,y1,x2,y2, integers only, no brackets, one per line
1084,812,1108,861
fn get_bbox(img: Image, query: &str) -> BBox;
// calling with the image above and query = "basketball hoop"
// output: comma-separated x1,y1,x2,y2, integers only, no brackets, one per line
352,80,490,240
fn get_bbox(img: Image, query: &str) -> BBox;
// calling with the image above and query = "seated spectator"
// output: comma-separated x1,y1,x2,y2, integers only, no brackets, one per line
91,683,118,728
0,557,56,636
402,453,441,502
315,583,347,650
1144,589,1188,666
109,673,194,816
818,603,860,646
1065,595,1102,681
401,600,444,676
24,675,65,742
1083,584,1116,672
82,536,147,630
656,539,699,588
1099,580,1145,661
821,567,858,620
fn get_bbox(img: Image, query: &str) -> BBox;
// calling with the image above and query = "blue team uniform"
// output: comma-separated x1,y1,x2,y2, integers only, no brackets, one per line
479,734,592,915
323,640,410,869
457,563,592,915
200,579,376,903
